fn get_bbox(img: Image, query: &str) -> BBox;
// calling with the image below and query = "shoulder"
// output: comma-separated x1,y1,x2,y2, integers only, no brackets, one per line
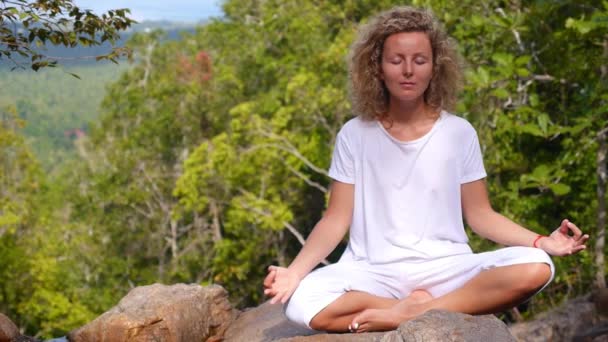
338,115,376,138
440,111,478,138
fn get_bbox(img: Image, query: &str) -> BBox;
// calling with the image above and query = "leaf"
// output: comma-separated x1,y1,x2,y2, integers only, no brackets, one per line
515,55,531,66
529,93,539,107
491,87,510,99
491,52,514,67
470,14,484,27
67,72,81,79
478,67,491,87
531,164,551,179
565,17,597,34
516,67,530,77
548,183,571,196
537,113,551,135
518,123,544,137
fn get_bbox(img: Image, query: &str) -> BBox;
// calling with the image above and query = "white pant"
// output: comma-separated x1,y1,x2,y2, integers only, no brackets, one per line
285,246,554,328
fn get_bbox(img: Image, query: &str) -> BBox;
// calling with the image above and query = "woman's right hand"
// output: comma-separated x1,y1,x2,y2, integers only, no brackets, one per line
263,265,301,304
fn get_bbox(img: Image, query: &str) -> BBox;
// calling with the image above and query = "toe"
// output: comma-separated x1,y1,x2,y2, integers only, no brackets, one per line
350,315,361,329
357,322,369,333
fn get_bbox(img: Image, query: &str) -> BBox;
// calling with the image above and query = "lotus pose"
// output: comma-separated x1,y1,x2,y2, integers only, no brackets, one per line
263,6,588,333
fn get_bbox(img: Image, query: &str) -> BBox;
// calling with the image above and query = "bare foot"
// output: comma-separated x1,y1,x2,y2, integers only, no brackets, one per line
349,290,433,333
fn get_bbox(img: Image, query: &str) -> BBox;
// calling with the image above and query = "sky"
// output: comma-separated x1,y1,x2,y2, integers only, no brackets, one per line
73,0,224,23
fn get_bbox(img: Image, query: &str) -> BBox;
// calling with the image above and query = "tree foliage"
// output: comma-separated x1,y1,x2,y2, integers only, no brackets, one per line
0,64,128,169
0,0,135,70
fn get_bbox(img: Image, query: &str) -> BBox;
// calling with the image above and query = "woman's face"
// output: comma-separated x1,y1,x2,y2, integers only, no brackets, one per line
380,31,433,105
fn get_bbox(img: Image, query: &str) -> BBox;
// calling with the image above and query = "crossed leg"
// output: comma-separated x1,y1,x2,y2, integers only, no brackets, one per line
309,262,552,333
308,289,431,332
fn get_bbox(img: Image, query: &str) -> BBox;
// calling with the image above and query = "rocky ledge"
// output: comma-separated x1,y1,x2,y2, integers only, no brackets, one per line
1,284,607,342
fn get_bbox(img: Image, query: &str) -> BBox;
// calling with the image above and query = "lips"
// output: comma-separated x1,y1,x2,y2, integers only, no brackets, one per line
399,81,416,87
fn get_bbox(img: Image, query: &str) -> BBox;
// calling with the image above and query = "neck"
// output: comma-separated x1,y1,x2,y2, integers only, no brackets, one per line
386,98,435,124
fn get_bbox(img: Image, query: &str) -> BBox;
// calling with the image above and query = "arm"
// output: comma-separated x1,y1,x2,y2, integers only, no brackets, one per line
461,179,588,255
264,180,354,303
461,179,537,246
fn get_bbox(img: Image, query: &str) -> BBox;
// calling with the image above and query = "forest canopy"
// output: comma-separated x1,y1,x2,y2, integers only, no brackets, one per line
0,0,606,338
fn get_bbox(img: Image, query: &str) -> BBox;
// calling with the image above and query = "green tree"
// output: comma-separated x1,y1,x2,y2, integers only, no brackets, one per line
0,107,96,337
564,1,608,289
1,0,135,70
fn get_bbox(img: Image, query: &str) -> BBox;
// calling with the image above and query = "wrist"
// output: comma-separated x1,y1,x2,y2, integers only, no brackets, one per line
287,265,307,281
533,234,548,249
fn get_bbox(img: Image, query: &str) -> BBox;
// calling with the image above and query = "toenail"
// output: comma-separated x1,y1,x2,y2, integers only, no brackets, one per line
354,322,359,329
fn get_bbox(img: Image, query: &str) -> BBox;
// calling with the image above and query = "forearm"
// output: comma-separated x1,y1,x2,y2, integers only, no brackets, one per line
468,209,540,247
287,217,348,279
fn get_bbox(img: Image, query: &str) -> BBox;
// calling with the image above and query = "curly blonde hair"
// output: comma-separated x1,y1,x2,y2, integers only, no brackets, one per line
349,6,462,121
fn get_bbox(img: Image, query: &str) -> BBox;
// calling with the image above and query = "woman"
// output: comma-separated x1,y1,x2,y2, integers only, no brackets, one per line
263,6,588,333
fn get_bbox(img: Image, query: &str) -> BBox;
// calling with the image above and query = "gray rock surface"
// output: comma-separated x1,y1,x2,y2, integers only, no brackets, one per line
381,310,516,342
68,283,238,342
223,301,318,341
225,301,515,342
509,294,608,342
0,313,19,342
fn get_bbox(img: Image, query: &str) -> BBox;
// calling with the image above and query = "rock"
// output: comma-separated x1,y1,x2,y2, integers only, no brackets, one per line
509,295,608,342
380,310,516,342
68,283,238,342
593,288,608,317
0,313,19,342
13,336,40,342
223,301,317,341
224,302,514,342
572,322,608,342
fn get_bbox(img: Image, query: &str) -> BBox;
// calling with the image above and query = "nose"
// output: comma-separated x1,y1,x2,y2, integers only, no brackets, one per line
402,61,413,77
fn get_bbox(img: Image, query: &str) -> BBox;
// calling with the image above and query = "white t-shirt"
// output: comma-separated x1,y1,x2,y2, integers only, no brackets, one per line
328,111,487,263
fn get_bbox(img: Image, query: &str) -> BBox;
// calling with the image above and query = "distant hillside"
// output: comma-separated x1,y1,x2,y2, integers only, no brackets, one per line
0,20,200,68
0,21,201,170
0,64,129,169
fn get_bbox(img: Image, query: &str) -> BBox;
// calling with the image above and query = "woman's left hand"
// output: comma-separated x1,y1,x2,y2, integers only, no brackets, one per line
538,219,589,256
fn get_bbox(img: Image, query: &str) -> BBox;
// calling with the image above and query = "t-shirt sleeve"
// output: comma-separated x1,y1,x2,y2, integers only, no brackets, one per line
328,130,355,184
460,129,487,184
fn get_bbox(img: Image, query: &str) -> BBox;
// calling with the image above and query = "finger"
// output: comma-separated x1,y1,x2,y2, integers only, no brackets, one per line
264,286,277,295
562,245,586,256
263,270,274,283
264,286,277,297
274,290,286,304
280,290,293,304
566,221,583,240
576,234,589,244
263,271,276,288
559,219,569,234
572,245,586,253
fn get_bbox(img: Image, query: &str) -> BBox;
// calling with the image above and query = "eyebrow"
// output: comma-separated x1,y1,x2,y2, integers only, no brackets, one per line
385,52,430,58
